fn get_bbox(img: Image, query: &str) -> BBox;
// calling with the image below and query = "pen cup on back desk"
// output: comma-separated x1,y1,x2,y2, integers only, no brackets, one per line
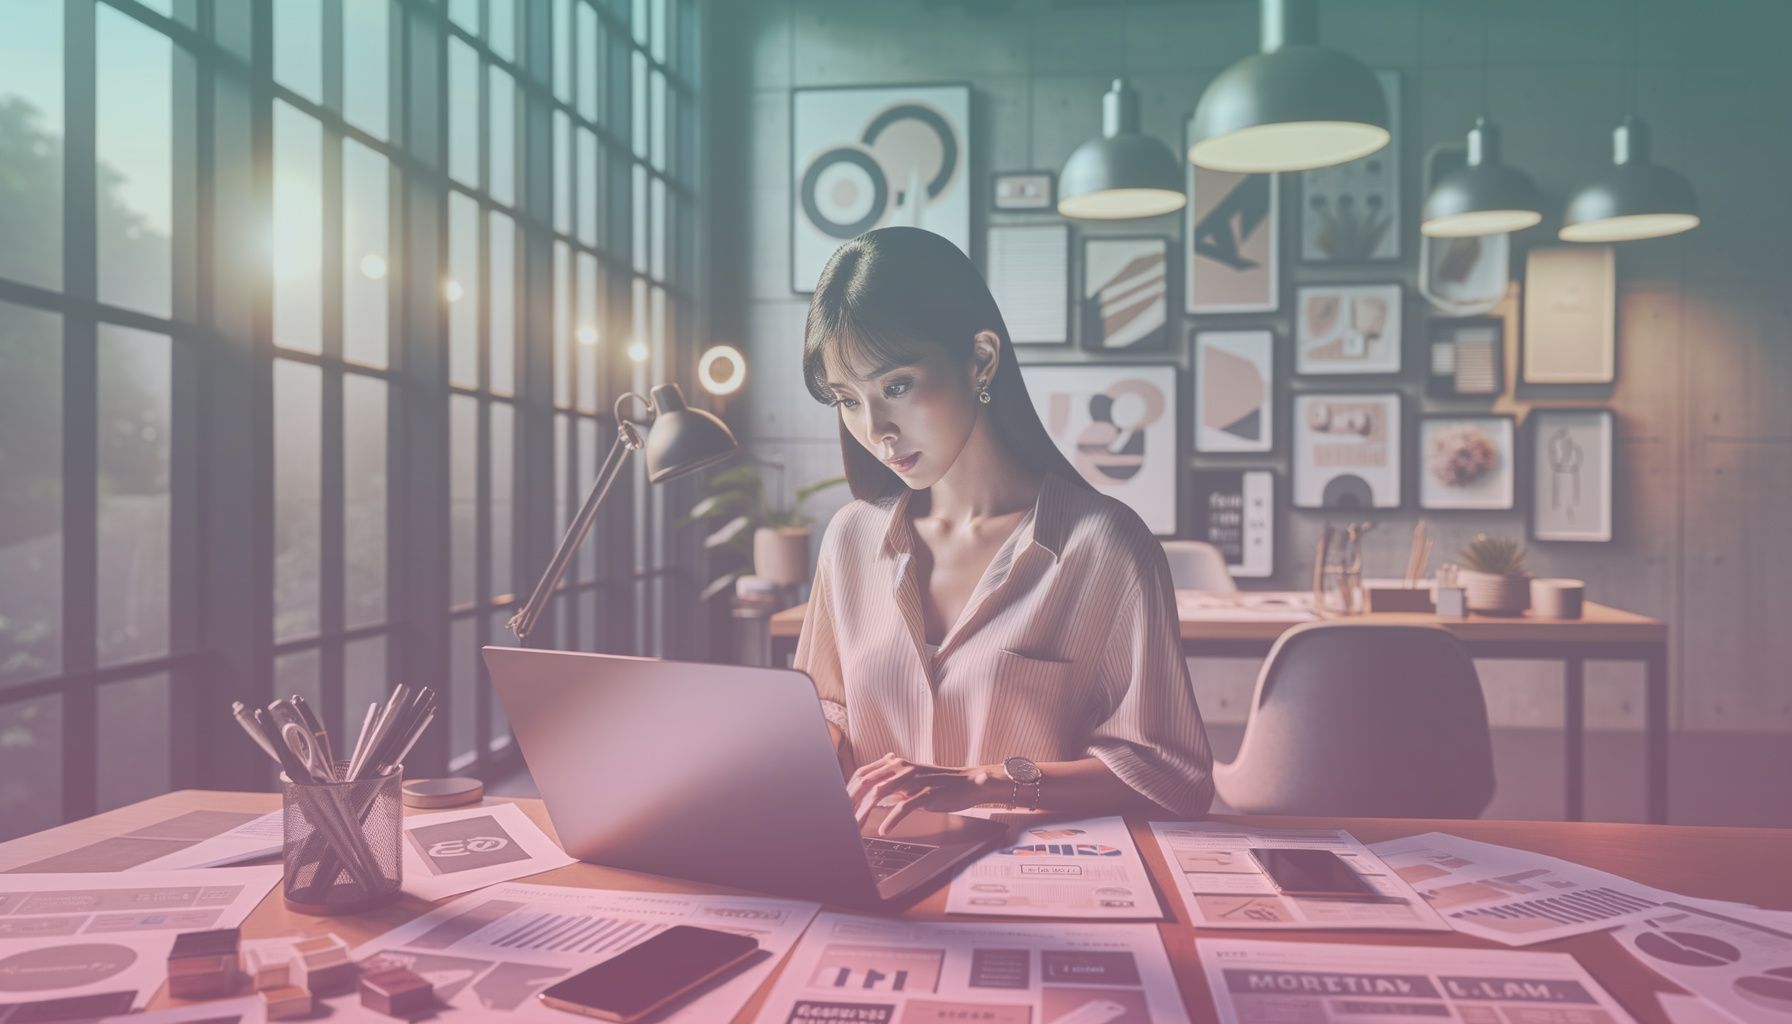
282,763,403,915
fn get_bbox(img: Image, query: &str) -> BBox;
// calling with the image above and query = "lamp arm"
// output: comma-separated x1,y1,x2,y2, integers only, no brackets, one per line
509,395,652,642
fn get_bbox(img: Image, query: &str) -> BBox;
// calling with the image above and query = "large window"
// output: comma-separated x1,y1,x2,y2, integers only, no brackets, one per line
0,0,704,839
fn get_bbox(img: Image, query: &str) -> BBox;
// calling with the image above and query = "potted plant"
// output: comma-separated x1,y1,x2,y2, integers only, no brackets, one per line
680,458,846,601
1458,533,1531,616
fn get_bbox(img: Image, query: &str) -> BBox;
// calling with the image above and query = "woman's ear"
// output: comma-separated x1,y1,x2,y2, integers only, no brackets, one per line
970,330,1002,386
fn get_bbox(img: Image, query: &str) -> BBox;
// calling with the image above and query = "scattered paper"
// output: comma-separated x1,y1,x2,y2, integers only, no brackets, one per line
1175,590,1318,622
1195,937,1639,1024
347,882,820,1021
0,866,280,1009
98,995,266,1023
1657,992,1742,1024
753,911,1190,1024
132,810,284,871
946,816,1162,919
1150,822,1448,931
1370,832,1663,945
1616,901,1792,1024
399,802,575,902
7,809,264,873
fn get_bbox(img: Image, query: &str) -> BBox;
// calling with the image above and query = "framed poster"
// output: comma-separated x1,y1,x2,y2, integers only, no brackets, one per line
992,170,1055,211
1024,363,1179,535
1192,469,1276,578
1193,329,1274,453
987,224,1070,346
1418,413,1517,510
1292,392,1403,509
1428,317,1504,398
1081,236,1172,351
1522,246,1616,384
1296,284,1402,375
1184,124,1278,313
1528,407,1614,542
1300,69,1401,262
791,84,971,293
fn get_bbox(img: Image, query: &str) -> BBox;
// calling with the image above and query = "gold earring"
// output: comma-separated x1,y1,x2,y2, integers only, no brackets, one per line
977,380,992,404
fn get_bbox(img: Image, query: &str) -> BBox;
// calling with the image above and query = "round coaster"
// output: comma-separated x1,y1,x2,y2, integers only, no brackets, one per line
401,777,485,809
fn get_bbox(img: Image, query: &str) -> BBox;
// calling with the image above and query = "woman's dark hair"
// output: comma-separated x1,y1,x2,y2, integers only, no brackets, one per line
802,226,1089,502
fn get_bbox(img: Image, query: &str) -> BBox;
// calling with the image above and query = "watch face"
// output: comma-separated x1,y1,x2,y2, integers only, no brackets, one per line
1004,757,1042,783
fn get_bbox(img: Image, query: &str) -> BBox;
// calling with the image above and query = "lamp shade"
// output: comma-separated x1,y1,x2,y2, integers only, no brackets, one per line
643,383,738,483
1421,118,1543,238
1057,79,1186,220
1560,116,1699,242
1188,0,1388,173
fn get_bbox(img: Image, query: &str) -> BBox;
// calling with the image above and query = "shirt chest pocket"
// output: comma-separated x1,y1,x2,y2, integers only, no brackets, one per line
989,649,1090,735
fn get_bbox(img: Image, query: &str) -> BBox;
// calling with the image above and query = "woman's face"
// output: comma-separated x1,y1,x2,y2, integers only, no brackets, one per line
824,341,982,490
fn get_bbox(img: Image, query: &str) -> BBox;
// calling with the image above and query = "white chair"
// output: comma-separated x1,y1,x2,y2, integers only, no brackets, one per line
1160,541,1237,592
1214,621,1496,818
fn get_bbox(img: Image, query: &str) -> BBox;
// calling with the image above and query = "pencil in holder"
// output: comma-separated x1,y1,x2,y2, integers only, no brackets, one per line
282,764,402,915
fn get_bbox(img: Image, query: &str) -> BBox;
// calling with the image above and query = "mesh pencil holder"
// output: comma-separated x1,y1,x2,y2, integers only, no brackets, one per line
281,764,403,915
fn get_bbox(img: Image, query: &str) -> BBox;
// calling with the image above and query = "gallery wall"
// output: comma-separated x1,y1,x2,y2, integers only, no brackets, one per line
703,0,1792,743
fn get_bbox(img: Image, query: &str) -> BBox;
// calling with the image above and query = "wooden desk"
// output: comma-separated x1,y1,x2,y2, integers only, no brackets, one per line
3,791,1780,1023
769,598,1672,823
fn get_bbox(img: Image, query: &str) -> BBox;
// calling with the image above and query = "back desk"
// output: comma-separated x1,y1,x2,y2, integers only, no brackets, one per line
1,790,1781,1023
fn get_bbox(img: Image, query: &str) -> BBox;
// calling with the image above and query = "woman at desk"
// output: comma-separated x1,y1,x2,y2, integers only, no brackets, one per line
794,226,1214,835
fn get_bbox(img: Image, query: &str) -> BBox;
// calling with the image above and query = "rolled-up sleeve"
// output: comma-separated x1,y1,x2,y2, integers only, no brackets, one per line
1086,557,1215,817
793,546,850,734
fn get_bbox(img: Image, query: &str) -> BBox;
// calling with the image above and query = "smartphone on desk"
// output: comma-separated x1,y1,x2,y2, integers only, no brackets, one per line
1249,847,1380,900
537,925,760,1022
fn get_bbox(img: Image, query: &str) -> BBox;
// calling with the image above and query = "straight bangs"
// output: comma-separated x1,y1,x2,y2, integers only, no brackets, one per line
802,311,929,406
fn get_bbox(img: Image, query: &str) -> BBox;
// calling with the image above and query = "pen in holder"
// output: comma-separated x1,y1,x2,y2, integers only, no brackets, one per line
282,763,402,915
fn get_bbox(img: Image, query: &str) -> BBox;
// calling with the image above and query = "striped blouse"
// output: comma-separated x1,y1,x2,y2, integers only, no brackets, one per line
793,472,1215,817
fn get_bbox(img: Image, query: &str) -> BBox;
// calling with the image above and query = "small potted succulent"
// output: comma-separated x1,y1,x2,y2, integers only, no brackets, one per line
1458,533,1531,616
681,457,846,600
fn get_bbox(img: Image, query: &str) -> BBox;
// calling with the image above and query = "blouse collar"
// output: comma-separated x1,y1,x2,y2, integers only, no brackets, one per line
878,472,1068,563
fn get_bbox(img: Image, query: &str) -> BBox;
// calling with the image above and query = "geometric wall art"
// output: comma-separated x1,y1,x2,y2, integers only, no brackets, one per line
1185,143,1278,313
791,84,971,293
1025,363,1179,534
1193,329,1274,453
1292,392,1403,509
1296,284,1403,375
1082,236,1171,351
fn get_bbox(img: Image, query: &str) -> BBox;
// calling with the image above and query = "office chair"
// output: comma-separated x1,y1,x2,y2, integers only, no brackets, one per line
1161,540,1237,591
1214,622,1496,818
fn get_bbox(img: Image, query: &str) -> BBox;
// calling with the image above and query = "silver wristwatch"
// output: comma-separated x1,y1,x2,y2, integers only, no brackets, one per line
1003,756,1043,810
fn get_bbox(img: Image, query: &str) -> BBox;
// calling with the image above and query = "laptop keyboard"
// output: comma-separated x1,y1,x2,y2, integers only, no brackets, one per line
862,836,938,882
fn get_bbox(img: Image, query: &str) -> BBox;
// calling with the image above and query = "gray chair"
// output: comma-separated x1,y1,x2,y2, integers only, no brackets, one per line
1161,540,1237,591
1214,622,1495,818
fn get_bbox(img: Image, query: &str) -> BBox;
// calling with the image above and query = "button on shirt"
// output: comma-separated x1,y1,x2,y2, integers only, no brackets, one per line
794,472,1215,817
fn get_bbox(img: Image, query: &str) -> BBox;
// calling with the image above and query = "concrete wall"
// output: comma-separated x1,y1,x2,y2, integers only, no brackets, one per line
705,0,1792,736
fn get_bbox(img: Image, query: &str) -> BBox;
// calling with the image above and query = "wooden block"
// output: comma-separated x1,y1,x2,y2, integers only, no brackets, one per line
291,934,355,995
244,943,292,990
167,930,242,999
261,984,313,1021
359,965,435,1018
170,928,240,960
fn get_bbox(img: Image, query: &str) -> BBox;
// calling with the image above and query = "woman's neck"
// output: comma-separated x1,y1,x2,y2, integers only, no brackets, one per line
916,421,1044,525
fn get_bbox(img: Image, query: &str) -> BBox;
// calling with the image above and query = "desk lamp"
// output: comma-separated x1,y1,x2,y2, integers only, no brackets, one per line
509,383,738,642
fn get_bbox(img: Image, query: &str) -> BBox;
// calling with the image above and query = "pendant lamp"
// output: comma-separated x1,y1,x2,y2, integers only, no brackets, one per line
1188,0,1388,173
1559,115,1699,242
1421,118,1542,237
1058,79,1186,220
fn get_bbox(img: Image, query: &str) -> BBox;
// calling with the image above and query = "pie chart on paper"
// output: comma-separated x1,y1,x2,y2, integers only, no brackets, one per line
1634,930,1743,968
1734,967,1792,1015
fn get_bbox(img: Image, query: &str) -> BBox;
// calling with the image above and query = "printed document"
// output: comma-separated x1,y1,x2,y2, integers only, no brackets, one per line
1615,900,1792,1024
398,801,575,901
132,809,283,871
1175,591,1317,622
349,882,819,1021
753,911,1190,1024
1150,822,1448,931
0,866,281,1010
1196,938,1639,1024
1370,832,1662,945
946,816,1162,919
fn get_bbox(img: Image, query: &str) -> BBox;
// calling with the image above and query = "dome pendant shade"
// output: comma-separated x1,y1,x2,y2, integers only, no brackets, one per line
1058,79,1187,220
1560,116,1699,242
1188,0,1389,173
1421,118,1543,238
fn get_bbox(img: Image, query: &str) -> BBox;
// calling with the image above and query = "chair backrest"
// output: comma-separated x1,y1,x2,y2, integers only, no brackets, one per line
1214,622,1495,818
1161,541,1237,592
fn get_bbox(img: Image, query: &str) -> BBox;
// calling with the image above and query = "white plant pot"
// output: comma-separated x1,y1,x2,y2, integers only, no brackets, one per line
1460,571,1530,616
753,527,811,587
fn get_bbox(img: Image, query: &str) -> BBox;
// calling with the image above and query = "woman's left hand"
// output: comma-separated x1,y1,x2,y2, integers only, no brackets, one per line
847,753,996,835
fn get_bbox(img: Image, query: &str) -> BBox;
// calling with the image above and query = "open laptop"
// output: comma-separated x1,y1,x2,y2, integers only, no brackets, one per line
483,646,1007,908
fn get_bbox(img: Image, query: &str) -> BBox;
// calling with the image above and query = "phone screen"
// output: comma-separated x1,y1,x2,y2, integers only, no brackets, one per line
538,925,759,1021
1249,847,1378,898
